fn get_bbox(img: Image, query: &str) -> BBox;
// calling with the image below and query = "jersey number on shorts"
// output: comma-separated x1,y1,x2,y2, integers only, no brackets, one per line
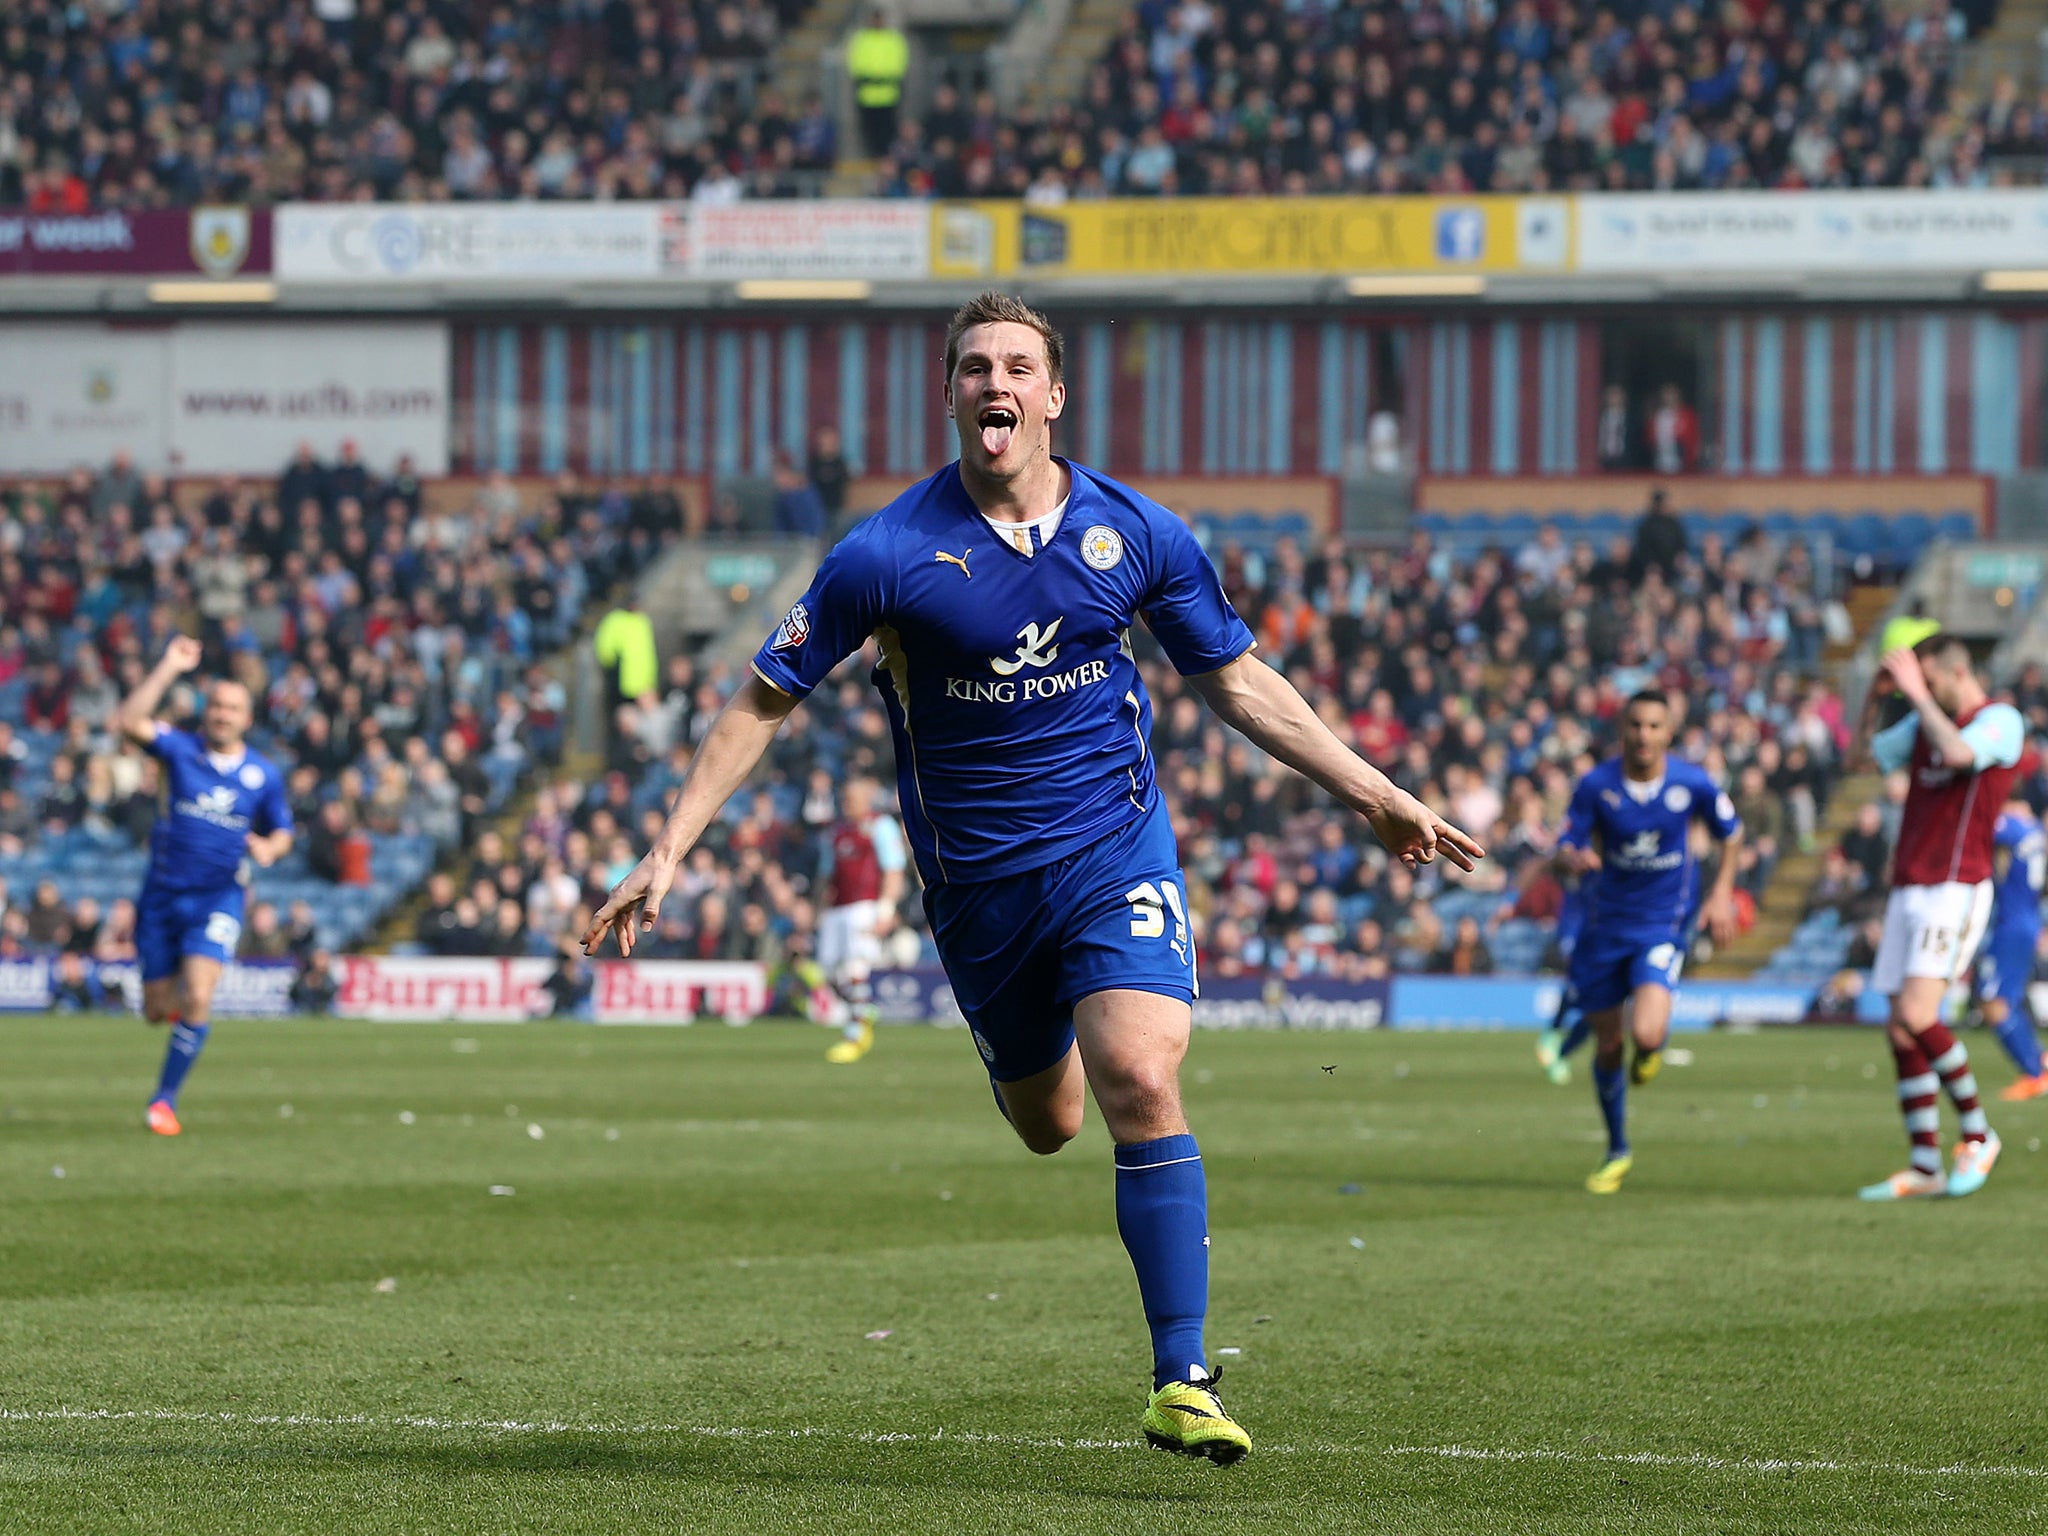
205,912,242,950
1125,880,1188,948
1918,926,1956,959
1646,942,1683,983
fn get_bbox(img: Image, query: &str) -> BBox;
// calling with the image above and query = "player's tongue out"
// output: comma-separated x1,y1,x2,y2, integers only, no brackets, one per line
979,409,1016,457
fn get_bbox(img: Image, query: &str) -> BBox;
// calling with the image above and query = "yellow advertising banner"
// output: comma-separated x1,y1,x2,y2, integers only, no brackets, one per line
932,196,1567,279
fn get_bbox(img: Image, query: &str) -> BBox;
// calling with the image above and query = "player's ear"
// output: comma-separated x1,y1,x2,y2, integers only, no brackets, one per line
943,377,954,419
1045,378,1065,421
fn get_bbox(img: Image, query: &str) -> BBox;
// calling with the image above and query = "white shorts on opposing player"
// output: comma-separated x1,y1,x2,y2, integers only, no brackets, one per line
1872,880,1994,996
817,900,881,981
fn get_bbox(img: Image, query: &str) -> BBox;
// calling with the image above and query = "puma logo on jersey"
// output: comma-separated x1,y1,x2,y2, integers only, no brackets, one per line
933,548,972,578
990,618,1063,676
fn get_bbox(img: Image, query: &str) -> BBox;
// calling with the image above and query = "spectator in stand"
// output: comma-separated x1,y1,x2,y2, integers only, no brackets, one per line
1839,800,1894,891
1629,488,1689,585
770,451,828,538
1647,387,1701,475
1596,386,1635,472
847,8,910,160
807,425,852,526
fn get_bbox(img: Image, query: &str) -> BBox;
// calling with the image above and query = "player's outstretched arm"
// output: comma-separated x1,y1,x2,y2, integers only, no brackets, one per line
1187,653,1484,871
583,672,799,957
115,635,203,747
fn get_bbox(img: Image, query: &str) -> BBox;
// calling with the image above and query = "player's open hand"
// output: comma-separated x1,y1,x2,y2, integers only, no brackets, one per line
1365,786,1485,872
163,635,203,673
583,850,678,958
1699,888,1739,948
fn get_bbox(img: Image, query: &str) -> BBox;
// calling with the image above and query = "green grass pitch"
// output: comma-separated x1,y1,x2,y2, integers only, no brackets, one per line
3,1014,2045,1534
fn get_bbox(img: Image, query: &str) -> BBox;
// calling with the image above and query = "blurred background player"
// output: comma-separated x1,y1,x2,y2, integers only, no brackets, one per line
116,636,294,1136
815,775,906,1063
1557,690,1742,1193
1859,636,2024,1200
1978,797,2047,1100
1534,866,1593,1085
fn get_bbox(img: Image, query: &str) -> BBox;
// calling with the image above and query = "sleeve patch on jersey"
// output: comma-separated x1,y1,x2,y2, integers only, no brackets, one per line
1716,792,1736,823
770,601,811,652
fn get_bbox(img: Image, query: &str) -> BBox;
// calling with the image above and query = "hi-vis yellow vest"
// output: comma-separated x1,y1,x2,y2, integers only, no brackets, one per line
848,27,908,109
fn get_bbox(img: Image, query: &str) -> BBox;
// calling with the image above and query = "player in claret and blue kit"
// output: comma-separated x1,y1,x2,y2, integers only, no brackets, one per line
1557,691,1743,1194
587,292,1484,1464
116,636,294,1136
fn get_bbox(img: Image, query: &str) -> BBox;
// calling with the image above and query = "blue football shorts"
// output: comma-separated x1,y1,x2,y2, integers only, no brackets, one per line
923,798,1196,1084
136,882,246,982
1979,929,2039,1010
1566,926,1686,1016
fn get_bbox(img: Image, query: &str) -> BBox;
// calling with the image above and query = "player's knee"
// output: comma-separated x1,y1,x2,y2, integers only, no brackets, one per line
1095,1062,1182,1135
1015,1118,1078,1156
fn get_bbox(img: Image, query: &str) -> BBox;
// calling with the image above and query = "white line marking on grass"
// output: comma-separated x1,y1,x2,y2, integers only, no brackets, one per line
1386,1443,2048,1482
2,1409,2042,1482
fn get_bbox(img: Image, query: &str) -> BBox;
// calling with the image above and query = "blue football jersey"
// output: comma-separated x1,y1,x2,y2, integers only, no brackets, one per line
1561,757,1740,941
145,728,293,893
1992,810,2045,938
751,460,1255,886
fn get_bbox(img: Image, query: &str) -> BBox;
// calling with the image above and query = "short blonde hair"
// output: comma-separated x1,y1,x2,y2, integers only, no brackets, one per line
944,292,1064,384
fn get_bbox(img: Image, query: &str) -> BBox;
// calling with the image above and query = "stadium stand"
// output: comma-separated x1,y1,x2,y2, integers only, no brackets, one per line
0,449,670,964
1036,0,2015,199
0,0,2035,205
474,498,1852,980
0,0,832,207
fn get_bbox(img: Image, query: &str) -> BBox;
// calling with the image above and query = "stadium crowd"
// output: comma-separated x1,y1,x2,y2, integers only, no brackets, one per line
0,0,832,209
1000,0,2017,200
0,0,2037,209
421,502,1857,984
0,443,674,969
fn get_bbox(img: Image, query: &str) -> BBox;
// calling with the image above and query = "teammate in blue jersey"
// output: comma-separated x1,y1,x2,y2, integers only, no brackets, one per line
116,636,295,1136
1978,799,2047,1100
1556,691,1743,1193
586,292,1484,1463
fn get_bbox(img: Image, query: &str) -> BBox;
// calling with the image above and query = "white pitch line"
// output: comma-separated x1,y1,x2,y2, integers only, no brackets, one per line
1385,1443,2048,1482
1,1408,2042,1482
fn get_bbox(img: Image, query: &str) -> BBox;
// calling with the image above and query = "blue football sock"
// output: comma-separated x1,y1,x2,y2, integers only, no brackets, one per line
1559,1012,1593,1058
1114,1133,1209,1391
1592,1060,1629,1159
1994,1012,2044,1078
152,1021,210,1108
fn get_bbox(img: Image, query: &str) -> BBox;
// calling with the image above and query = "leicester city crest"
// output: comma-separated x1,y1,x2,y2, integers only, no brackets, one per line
1079,525,1123,571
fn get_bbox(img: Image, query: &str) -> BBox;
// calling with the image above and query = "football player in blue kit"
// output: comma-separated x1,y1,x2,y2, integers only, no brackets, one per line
1978,798,2048,1100
116,636,294,1136
1557,691,1742,1193
587,293,1485,1464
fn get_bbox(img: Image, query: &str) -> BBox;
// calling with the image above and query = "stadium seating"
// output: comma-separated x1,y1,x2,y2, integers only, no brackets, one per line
1052,0,2010,199
0,453,659,962
513,507,1852,978
2,0,2031,208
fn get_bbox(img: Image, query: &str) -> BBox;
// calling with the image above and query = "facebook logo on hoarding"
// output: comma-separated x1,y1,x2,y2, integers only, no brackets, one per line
1435,208,1485,263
